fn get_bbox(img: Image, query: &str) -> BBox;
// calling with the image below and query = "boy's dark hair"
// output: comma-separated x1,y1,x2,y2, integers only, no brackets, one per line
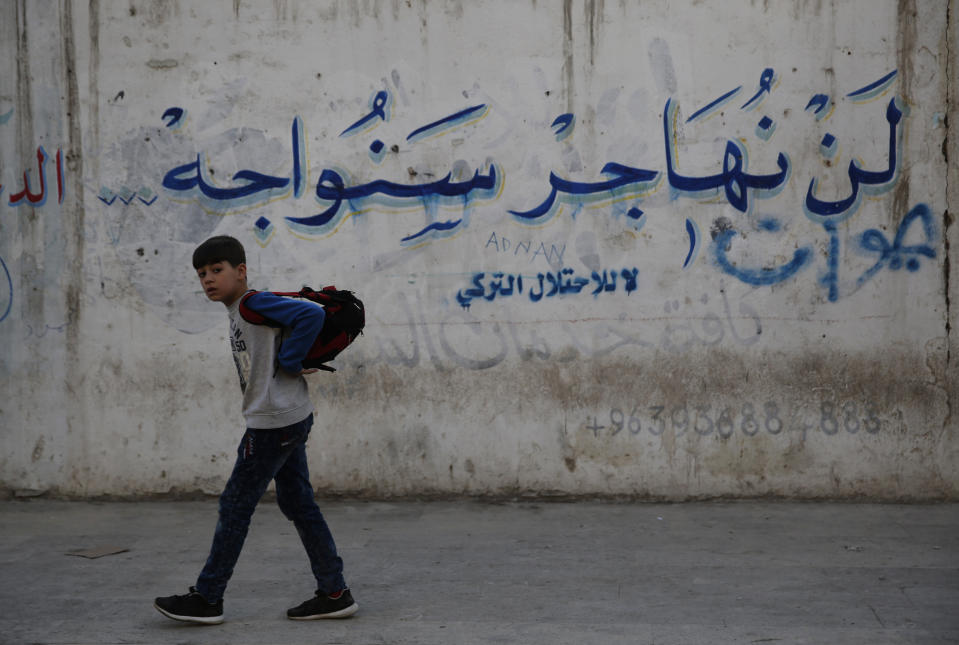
193,236,246,269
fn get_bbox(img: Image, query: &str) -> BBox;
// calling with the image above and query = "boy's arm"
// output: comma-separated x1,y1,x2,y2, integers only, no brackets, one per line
243,292,326,375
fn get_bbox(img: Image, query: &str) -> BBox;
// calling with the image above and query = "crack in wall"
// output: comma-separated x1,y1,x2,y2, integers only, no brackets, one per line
946,5,953,340
60,0,84,337
60,0,87,477
87,0,100,182
563,0,574,114
944,0,956,440
15,0,43,349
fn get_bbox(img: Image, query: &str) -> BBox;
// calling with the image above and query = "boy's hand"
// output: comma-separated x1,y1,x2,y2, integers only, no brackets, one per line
299,368,319,375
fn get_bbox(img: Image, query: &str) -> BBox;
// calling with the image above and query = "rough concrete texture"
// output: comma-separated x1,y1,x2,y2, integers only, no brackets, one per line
1,1,958,499
1,499,957,644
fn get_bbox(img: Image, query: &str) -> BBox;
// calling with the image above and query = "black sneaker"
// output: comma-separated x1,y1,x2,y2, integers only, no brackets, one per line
154,587,224,624
287,589,358,620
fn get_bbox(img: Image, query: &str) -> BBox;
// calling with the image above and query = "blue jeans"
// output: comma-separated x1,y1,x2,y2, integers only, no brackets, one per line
195,414,346,602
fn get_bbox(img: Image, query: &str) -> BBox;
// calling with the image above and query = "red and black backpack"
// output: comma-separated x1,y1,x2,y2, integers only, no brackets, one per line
238,286,365,372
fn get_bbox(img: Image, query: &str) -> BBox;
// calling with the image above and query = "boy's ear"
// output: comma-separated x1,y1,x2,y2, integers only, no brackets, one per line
236,263,247,280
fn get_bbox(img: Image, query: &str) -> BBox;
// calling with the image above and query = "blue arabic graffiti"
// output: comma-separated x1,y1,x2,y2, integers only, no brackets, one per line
285,163,500,244
805,94,832,120
687,86,742,123
162,154,292,206
664,97,791,214
847,70,898,102
509,162,659,226
0,253,12,323
150,67,936,303
683,218,700,269
551,113,575,140
741,68,777,110
161,95,501,245
161,115,304,210
162,107,186,129
855,203,938,287
340,90,392,137
712,228,814,287
98,186,157,206
800,96,906,301
456,267,639,309
406,104,488,143
501,68,927,302
507,68,796,232
804,97,903,223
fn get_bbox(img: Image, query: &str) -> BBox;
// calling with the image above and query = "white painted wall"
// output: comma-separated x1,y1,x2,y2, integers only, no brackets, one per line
1,0,956,499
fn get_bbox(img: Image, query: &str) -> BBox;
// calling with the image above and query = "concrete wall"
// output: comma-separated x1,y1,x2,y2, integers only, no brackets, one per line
1,0,956,499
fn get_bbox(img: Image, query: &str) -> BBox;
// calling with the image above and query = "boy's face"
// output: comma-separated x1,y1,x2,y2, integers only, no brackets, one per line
196,261,248,306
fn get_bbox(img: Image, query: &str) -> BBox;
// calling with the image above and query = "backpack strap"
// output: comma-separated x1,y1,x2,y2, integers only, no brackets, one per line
238,290,307,327
239,290,316,377
238,290,271,325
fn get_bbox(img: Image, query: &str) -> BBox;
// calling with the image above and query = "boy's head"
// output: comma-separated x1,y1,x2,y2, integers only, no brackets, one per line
192,235,246,269
193,236,248,306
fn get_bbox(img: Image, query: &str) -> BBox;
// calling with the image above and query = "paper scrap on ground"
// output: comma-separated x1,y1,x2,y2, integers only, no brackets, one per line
66,546,130,559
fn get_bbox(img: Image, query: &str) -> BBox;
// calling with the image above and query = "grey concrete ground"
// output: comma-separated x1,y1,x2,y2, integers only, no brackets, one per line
0,499,957,645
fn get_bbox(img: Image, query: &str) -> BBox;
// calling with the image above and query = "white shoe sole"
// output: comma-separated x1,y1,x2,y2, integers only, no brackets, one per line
154,602,224,625
288,601,359,620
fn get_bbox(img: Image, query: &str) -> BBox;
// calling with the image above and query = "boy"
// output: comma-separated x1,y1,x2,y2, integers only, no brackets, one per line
154,235,358,624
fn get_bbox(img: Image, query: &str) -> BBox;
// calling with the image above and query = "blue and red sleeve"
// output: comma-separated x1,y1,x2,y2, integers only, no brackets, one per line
243,291,326,374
